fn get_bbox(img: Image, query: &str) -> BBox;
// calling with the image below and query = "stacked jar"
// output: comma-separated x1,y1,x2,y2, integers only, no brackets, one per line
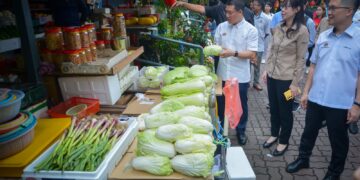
43,27,64,69
113,13,126,38
63,27,82,50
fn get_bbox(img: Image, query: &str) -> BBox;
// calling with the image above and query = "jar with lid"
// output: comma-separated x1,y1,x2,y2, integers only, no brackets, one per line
113,13,126,38
85,47,93,62
79,49,87,64
85,24,97,42
80,26,90,48
104,40,111,49
90,43,97,60
41,49,53,63
63,27,81,50
63,50,81,64
101,27,112,41
45,27,64,50
52,50,64,68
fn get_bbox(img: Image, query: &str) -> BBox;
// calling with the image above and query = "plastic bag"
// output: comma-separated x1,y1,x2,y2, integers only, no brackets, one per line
223,78,242,129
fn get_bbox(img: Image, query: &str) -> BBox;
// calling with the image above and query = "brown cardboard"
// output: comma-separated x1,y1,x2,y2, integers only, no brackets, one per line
109,153,213,180
126,138,137,153
145,89,161,95
122,94,162,116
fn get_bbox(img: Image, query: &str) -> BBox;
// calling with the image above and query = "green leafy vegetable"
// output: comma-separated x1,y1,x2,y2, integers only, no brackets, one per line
203,45,222,56
155,124,192,142
178,116,214,134
150,100,185,114
144,112,180,129
137,129,176,158
171,153,214,177
161,80,206,97
132,156,173,176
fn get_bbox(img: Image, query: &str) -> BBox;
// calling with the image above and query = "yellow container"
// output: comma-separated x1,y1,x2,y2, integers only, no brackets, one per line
0,118,71,177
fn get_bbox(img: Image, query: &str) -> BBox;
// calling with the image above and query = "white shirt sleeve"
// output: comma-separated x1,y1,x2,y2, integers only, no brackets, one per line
247,27,258,52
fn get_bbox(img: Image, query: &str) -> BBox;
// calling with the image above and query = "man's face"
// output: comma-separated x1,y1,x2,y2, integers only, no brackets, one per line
226,5,242,24
328,0,353,26
253,1,262,13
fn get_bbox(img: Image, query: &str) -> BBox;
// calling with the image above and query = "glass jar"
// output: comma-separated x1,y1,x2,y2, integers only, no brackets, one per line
63,27,81,50
90,43,97,61
45,27,63,50
113,13,126,38
101,27,112,41
41,49,53,63
63,50,81,64
80,26,90,48
79,49,87,64
85,47,93,62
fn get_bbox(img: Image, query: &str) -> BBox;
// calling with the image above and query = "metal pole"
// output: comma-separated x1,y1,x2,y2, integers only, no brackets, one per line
13,0,41,84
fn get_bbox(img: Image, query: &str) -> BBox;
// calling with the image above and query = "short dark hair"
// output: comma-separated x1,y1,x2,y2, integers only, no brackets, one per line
340,0,360,14
253,0,265,9
265,1,273,7
226,0,245,12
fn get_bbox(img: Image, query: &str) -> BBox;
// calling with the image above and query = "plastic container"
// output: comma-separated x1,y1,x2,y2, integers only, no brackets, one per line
63,27,81,50
79,26,90,48
113,13,126,38
63,49,81,64
22,118,139,180
47,97,100,118
45,27,63,51
79,48,87,64
85,24,97,43
101,27,112,41
0,112,36,159
85,47,93,62
0,118,71,177
0,113,28,135
40,49,53,63
90,42,97,61
0,90,25,123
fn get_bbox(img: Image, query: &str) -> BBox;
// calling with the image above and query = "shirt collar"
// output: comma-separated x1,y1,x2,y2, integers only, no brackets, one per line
255,11,263,18
280,22,297,31
228,18,246,29
327,23,356,38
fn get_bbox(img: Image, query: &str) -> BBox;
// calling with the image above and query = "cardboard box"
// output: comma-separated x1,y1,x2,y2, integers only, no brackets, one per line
122,94,162,116
126,138,137,153
109,153,213,180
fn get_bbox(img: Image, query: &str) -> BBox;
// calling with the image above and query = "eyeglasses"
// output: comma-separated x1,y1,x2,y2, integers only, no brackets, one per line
328,6,352,12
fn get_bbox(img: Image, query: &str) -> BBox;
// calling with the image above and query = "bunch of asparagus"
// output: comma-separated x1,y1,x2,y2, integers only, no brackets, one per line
35,115,128,171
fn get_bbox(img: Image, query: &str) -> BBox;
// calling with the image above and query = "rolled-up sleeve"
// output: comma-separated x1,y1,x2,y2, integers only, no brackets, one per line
310,34,322,64
247,27,258,52
292,28,309,86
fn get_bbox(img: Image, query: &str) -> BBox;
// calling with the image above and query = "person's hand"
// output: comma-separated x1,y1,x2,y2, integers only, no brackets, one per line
300,93,308,109
174,1,186,7
250,54,257,65
289,84,300,97
262,71,267,84
219,48,235,58
347,105,360,124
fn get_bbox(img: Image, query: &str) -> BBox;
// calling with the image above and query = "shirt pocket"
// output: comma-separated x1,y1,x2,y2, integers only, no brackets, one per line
317,41,331,61
340,45,355,63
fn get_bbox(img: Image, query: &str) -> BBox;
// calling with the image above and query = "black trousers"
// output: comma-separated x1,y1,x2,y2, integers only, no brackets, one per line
299,101,349,176
267,76,294,144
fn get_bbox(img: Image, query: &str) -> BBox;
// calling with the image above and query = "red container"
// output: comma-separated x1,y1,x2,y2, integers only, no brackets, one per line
47,97,100,119
165,0,177,8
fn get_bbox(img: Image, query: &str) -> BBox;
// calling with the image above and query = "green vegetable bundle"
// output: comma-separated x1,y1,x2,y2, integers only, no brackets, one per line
35,115,127,171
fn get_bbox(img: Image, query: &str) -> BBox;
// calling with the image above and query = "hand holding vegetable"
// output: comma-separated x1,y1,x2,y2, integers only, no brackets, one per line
219,48,234,58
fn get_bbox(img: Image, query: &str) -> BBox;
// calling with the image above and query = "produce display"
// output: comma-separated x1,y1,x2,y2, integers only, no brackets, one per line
125,15,158,26
139,66,168,89
34,115,128,171
133,65,217,178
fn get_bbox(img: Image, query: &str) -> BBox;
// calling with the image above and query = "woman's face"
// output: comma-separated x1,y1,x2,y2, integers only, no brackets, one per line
265,4,272,13
316,6,324,17
281,2,299,21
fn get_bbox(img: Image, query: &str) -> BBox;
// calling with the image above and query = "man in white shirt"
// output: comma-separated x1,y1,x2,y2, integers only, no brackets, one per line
215,0,258,145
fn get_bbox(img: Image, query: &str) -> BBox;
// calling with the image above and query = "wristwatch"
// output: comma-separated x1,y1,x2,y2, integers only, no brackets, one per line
234,51,238,57
354,101,360,107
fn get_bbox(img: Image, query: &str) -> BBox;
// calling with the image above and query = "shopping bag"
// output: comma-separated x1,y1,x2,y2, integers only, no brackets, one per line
223,78,243,129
